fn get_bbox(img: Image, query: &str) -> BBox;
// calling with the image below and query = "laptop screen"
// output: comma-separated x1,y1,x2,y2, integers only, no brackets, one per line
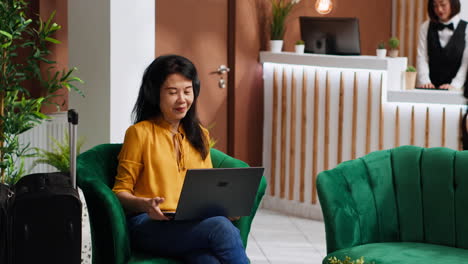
172,167,264,220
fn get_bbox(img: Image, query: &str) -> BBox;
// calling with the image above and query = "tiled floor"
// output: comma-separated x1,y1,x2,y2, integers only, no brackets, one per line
247,209,327,264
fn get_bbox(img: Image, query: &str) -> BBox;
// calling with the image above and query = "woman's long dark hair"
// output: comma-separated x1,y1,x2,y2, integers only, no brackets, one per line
428,0,460,22
132,55,209,160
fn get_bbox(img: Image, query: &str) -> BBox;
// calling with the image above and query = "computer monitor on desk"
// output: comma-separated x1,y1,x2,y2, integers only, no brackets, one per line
299,17,361,55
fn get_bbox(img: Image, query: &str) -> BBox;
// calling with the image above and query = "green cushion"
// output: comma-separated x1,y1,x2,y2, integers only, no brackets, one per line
317,146,468,262
77,144,267,264
323,242,468,264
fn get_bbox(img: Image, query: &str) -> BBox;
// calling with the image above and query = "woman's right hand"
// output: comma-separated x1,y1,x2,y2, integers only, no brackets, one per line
419,83,435,89
144,197,169,220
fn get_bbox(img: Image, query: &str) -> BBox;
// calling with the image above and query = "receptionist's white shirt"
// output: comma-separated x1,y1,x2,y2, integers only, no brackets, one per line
416,15,468,90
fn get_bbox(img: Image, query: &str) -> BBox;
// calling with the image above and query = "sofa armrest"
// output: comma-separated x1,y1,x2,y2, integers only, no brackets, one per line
317,169,361,254
210,148,267,247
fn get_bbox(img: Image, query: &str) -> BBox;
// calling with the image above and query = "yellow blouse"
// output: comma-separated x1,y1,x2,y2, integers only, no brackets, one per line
112,118,212,211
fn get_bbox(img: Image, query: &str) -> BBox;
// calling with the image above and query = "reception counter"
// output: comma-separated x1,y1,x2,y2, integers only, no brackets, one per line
260,51,466,219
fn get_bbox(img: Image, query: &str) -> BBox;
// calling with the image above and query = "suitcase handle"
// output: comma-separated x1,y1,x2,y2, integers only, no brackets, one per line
67,109,79,125
68,109,79,189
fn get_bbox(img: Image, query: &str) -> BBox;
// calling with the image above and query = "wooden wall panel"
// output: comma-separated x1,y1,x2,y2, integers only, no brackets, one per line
263,63,464,211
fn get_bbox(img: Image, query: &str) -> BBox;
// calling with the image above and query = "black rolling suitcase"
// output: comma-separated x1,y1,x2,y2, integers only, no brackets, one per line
10,109,82,264
0,183,12,264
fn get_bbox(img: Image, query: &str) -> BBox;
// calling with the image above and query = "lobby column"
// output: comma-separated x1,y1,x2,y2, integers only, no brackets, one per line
68,0,155,150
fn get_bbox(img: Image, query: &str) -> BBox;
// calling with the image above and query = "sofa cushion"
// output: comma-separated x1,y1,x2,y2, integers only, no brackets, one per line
323,242,468,264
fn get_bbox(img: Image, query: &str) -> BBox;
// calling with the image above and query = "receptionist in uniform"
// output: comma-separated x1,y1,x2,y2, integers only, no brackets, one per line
416,0,468,90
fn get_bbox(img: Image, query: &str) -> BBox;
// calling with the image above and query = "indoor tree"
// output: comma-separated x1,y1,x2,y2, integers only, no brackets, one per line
0,0,83,185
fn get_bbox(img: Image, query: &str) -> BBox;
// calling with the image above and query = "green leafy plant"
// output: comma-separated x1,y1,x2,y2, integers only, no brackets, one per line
270,0,301,40
388,37,400,50
295,40,305,45
406,66,417,72
0,0,84,185
328,256,375,264
377,41,385,49
207,123,218,148
32,132,85,173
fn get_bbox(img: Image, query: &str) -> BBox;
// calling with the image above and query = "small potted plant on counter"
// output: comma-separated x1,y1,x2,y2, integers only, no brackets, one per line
405,66,417,90
295,40,305,54
269,0,301,52
388,36,400,57
376,41,386,58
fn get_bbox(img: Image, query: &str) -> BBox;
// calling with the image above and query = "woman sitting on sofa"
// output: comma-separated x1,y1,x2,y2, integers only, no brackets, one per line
111,54,248,264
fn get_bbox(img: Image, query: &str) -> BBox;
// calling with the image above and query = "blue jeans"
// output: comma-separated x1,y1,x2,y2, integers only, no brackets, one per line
127,213,249,264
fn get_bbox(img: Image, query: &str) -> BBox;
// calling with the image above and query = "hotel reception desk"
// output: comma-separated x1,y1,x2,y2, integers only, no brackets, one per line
260,51,466,219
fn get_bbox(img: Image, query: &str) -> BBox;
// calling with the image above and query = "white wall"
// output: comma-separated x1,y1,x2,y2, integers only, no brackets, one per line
110,1,155,143
461,2,468,21
68,0,111,151
68,0,155,150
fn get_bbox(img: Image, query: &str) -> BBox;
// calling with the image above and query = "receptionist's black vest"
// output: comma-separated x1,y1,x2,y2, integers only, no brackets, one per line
428,20,467,87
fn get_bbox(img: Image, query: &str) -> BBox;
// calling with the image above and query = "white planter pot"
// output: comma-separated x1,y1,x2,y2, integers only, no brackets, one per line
295,44,305,54
376,49,387,59
270,40,283,53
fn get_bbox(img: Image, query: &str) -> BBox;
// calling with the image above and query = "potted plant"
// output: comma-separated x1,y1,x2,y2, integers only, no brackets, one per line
376,41,387,59
269,0,301,52
405,65,417,90
0,1,83,185
32,132,85,173
295,40,305,54
388,36,400,58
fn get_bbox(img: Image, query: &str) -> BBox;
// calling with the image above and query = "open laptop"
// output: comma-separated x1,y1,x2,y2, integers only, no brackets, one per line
164,167,264,221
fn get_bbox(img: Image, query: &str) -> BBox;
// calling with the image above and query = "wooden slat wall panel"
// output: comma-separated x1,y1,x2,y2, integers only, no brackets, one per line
299,70,307,203
404,0,411,61
337,73,344,163
379,74,384,150
411,105,415,145
263,64,464,208
324,72,330,171
460,108,463,151
311,71,319,204
425,107,430,148
288,71,297,201
366,73,372,154
395,106,400,147
269,68,279,196
280,68,287,198
442,107,446,147
413,0,421,65
351,72,358,159
396,0,402,43
394,0,425,66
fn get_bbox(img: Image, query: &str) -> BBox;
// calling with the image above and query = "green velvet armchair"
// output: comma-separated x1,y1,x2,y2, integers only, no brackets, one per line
317,146,468,264
77,144,267,264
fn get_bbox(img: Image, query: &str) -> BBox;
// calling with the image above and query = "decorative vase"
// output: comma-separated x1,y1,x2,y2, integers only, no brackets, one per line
376,49,387,59
405,71,417,90
270,40,283,53
295,44,305,54
388,49,399,58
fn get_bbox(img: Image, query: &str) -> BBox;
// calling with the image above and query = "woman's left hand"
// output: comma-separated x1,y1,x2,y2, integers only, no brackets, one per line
439,84,453,90
228,216,241,221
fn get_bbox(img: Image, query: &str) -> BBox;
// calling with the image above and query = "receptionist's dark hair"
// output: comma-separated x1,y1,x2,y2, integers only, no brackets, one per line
428,0,460,22
132,54,209,160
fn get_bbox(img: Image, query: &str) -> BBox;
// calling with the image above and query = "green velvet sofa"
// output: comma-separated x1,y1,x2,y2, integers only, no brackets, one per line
317,146,468,263
77,143,267,264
